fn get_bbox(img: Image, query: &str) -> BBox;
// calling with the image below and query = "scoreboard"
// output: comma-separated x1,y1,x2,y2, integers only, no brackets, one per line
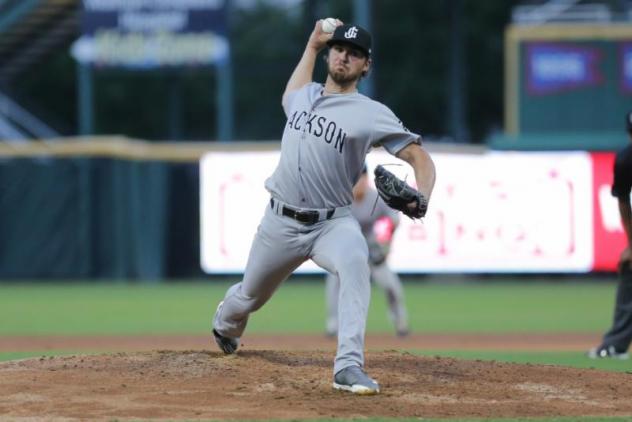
498,24,632,150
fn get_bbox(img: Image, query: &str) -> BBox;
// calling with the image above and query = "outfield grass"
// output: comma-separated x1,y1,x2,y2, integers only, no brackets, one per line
0,277,619,335
412,350,632,372
1,277,629,374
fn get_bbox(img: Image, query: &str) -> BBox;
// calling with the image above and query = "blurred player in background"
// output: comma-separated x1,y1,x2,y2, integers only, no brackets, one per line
588,111,632,360
325,164,409,338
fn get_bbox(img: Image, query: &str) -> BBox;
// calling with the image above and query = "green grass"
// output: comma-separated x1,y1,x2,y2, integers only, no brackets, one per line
0,277,619,335
0,277,629,373
0,350,80,361
0,282,223,335
411,350,632,372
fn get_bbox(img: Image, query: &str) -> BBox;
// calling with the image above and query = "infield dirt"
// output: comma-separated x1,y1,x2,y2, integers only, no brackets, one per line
1,334,631,420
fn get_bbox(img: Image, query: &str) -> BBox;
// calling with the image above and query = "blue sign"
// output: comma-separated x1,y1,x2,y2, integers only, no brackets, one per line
526,43,603,95
620,42,632,93
72,0,229,68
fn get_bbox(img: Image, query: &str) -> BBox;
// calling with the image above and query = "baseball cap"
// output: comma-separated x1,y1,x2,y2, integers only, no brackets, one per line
626,111,632,132
326,24,372,57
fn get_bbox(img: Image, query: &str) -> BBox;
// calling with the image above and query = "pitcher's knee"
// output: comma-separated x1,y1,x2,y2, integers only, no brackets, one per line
351,249,370,266
334,251,369,278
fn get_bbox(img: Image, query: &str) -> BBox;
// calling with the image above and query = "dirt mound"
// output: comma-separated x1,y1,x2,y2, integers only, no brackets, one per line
1,350,632,421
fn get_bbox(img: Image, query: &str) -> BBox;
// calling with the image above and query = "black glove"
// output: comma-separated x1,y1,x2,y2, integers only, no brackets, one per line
374,165,427,219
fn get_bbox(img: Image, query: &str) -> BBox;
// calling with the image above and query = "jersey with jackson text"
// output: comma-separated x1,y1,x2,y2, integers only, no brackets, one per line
265,82,421,209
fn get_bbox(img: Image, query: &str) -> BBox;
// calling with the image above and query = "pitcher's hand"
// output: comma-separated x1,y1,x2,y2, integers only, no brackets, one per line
307,19,343,52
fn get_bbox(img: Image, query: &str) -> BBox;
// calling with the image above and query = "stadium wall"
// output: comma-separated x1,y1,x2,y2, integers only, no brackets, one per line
0,137,623,279
0,137,207,279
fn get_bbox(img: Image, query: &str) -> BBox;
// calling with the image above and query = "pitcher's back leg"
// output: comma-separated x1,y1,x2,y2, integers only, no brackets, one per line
213,208,307,342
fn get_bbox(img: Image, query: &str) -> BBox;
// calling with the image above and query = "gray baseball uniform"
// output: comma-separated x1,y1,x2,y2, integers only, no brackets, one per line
325,187,409,336
213,82,420,375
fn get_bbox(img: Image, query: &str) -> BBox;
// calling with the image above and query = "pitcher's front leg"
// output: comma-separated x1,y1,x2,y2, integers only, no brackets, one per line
311,218,370,374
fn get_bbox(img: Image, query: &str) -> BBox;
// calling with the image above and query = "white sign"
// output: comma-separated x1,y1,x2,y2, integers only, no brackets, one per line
73,0,228,68
200,150,594,273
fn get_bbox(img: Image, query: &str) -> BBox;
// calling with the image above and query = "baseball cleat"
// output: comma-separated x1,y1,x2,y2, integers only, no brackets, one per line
212,301,239,354
396,328,410,338
333,365,380,395
212,328,239,354
587,345,629,360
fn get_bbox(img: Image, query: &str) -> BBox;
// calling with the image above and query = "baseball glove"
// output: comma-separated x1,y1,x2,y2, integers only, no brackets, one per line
367,238,388,266
374,165,427,219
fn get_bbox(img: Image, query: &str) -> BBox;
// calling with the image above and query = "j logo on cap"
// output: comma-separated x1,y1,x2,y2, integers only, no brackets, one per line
327,24,372,56
344,26,358,39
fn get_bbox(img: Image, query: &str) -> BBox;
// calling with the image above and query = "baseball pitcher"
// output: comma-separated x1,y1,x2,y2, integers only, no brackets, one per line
211,19,436,395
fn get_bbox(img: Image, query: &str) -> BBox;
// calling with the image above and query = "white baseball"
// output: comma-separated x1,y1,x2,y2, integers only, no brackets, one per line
321,17,337,34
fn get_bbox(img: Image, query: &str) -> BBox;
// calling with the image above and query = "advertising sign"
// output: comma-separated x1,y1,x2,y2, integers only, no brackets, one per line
200,150,598,274
72,0,229,68
620,42,632,93
526,43,603,95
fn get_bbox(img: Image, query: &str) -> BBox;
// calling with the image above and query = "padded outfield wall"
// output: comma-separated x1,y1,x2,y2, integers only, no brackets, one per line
0,137,206,279
0,138,623,279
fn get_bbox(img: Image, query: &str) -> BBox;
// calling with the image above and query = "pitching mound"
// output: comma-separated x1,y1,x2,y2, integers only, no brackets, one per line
1,350,632,420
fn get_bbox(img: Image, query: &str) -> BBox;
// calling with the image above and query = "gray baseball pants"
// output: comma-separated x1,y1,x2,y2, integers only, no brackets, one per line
213,199,371,375
326,262,408,335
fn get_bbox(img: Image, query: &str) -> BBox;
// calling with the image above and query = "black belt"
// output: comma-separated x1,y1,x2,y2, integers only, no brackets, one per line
270,198,335,225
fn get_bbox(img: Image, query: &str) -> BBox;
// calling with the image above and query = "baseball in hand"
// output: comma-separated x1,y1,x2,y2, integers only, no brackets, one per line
321,17,338,34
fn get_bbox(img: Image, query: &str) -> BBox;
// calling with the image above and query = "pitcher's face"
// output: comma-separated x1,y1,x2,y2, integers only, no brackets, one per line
327,43,370,85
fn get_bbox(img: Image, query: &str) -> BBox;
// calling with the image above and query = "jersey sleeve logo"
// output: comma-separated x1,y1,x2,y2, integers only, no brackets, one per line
397,119,411,133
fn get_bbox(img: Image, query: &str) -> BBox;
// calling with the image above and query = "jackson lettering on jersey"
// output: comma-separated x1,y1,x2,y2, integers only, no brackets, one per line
286,110,346,154
265,82,422,209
